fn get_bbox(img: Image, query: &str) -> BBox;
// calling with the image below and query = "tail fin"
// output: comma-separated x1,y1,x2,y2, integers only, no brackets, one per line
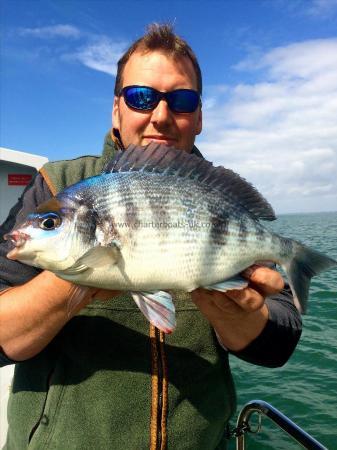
283,242,336,313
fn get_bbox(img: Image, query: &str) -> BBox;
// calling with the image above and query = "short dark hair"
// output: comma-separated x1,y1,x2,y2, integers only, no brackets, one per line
114,23,202,96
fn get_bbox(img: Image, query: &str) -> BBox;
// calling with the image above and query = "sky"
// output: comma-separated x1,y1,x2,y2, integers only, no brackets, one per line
1,0,337,214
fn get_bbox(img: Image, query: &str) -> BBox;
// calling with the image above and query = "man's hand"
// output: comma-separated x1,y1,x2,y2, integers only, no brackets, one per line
191,266,284,352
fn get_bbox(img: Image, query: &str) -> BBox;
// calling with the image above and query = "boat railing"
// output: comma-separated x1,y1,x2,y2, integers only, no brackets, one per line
231,400,328,450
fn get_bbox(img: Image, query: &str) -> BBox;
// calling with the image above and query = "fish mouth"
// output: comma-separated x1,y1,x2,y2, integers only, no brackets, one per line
4,231,30,259
4,230,30,247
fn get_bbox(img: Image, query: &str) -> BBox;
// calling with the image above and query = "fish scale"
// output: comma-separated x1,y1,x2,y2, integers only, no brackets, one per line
5,143,337,333
57,173,280,290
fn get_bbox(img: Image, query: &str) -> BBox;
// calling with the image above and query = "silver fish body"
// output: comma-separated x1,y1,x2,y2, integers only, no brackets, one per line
52,173,282,289
6,144,337,332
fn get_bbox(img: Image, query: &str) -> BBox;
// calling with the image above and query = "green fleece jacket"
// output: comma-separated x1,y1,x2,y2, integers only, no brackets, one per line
4,134,236,450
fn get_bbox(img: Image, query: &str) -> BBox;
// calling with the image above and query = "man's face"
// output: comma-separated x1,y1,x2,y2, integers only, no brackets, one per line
113,51,202,152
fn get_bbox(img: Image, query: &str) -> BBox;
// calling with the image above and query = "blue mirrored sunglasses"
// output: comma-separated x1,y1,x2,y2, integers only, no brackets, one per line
120,85,201,113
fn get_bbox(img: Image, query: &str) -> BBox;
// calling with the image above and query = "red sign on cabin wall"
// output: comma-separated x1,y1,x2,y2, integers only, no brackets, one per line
8,174,33,186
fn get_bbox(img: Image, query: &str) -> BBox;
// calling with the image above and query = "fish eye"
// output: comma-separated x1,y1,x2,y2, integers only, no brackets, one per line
39,213,62,230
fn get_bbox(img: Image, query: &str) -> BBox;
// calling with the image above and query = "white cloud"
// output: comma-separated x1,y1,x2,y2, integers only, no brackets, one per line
18,24,81,39
199,38,337,214
235,38,337,80
261,39,337,80
70,37,127,76
14,24,128,77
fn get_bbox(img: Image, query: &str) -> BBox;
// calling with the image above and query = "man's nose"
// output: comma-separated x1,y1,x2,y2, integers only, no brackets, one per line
150,99,174,126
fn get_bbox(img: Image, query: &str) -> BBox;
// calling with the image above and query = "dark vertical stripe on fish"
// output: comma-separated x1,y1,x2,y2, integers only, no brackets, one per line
209,216,228,246
118,179,139,226
206,198,229,246
255,223,265,241
238,219,248,243
148,183,171,232
76,207,98,246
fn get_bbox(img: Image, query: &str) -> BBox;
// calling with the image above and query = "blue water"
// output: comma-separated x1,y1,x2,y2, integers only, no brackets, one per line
228,211,337,450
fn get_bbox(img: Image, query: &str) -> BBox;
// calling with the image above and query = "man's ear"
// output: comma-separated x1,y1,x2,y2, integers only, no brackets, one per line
112,97,120,130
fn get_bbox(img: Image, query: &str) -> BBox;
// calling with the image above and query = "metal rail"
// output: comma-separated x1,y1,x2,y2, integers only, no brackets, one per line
235,400,328,450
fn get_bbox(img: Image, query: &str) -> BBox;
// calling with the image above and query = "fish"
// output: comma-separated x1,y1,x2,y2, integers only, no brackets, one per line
5,143,337,333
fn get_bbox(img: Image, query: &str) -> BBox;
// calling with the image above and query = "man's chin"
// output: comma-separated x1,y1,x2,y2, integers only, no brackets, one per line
142,138,178,147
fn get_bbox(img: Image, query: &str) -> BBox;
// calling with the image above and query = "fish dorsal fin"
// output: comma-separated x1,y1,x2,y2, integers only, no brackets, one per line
105,143,276,221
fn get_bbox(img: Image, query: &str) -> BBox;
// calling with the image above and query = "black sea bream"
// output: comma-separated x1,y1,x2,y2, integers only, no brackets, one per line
5,144,337,333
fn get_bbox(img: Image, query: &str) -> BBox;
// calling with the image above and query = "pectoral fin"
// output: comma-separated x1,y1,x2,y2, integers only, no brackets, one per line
61,264,89,275
131,291,176,334
66,284,92,318
204,275,248,292
61,242,121,275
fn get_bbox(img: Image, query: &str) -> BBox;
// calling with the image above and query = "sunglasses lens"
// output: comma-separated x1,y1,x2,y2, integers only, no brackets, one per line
122,86,200,113
168,90,200,113
123,86,158,110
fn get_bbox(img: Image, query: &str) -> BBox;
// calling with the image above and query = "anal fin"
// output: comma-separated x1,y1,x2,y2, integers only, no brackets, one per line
131,291,176,334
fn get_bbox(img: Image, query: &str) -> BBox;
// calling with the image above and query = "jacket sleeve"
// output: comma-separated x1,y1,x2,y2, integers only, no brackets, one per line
228,285,302,368
0,173,52,366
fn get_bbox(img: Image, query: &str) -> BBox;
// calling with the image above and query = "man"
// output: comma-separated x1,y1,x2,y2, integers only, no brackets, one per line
0,24,301,449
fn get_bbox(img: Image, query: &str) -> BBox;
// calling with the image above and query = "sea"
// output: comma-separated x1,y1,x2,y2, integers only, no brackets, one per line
227,211,337,450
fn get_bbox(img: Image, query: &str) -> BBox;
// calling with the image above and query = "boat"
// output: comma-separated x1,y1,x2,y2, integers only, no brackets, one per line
0,147,48,448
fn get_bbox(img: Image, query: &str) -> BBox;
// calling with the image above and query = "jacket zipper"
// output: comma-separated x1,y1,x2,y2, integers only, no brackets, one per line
28,369,54,443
